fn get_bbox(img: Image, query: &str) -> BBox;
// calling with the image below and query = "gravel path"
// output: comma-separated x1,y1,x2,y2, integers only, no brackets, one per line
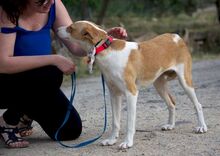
0,59,220,156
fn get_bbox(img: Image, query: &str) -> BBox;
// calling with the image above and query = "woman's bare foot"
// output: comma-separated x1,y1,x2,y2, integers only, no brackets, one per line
0,116,29,148
17,115,33,137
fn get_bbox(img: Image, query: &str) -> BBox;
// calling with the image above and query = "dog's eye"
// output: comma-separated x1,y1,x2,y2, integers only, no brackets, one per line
83,32,89,36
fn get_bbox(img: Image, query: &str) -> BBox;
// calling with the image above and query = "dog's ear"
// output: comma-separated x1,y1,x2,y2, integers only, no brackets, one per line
82,29,93,40
82,27,98,42
81,27,100,45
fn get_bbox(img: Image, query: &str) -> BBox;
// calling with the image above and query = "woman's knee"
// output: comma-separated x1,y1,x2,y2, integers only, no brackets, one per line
56,109,82,141
46,118,82,141
57,123,82,141
37,106,82,141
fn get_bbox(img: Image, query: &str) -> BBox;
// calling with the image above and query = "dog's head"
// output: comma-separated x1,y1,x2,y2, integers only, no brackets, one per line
57,20,108,51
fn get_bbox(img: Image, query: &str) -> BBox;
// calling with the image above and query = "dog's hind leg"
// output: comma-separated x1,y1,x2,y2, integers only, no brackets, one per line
154,74,176,131
175,63,207,133
101,92,122,146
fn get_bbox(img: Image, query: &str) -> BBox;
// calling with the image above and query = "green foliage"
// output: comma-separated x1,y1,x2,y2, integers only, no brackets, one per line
107,0,200,17
62,0,215,19
62,0,101,19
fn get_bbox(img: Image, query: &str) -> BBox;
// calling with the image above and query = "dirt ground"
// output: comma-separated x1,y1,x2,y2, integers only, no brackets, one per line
0,59,220,156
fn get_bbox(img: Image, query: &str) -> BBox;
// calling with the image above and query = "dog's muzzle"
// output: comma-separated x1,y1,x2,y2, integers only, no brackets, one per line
57,26,71,40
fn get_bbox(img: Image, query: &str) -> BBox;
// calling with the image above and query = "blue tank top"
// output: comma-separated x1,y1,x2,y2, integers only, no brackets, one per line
0,3,55,56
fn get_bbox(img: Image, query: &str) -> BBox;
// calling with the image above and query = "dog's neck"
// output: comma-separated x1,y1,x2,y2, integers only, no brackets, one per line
94,36,113,55
87,36,113,73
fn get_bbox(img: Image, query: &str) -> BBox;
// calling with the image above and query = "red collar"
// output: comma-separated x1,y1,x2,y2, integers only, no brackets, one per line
95,36,113,55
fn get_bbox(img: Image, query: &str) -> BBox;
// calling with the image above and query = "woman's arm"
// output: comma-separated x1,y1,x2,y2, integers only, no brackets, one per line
53,0,127,57
53,0,87,57
0,7,75,74
0,33,75,74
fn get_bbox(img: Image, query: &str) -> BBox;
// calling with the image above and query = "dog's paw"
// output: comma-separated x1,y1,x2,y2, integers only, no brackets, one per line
161,124,175,131
101,138,117,146
194,125,208,133
119,141,133,149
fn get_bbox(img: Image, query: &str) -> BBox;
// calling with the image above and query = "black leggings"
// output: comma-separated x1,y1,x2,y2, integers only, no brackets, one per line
0,66,82,141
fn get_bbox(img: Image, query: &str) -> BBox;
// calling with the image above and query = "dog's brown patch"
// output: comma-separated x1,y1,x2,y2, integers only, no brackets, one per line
123,33,193,94
110,40,126,51
123,49,141,95
98,39,126,57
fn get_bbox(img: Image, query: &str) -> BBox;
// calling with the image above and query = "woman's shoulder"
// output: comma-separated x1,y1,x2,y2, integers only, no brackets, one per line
53,0,72,30
0,7,15,28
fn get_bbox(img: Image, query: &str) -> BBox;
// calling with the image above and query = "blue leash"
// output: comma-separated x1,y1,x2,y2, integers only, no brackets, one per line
55,72,107,148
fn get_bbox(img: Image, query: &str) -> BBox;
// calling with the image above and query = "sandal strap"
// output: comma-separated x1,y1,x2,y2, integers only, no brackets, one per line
18,126,33,132
5,136,24,146
0,126,19,133
0,126,25,146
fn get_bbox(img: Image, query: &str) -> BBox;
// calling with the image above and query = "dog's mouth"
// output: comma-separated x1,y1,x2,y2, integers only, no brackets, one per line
57,26,71,40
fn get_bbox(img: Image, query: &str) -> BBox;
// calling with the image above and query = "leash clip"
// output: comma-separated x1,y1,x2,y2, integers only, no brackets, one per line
87,48,96,74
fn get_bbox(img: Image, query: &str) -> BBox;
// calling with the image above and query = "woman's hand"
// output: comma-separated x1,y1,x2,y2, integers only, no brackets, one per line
107,27,127,40
53,55,76,75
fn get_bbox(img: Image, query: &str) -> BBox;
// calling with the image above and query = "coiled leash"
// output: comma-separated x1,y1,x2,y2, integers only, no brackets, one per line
55,72,107,148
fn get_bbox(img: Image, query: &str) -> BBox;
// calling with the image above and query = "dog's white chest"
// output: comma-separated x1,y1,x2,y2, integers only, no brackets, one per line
97,42,137,73
96,42,138,91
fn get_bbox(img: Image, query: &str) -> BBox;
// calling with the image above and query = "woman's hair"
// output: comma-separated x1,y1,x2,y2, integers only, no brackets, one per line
0,0,47,24
35,0,48,6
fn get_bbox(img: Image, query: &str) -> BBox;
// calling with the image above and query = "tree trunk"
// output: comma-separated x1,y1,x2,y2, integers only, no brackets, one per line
96,0,110,25
216,0,220,23
81,0,90,20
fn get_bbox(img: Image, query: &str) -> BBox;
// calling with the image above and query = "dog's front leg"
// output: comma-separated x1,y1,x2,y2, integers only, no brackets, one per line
119,91,138,149
101,92,122,146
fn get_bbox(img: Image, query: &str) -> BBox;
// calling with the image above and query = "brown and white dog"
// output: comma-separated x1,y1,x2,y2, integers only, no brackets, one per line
57,21,207,149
